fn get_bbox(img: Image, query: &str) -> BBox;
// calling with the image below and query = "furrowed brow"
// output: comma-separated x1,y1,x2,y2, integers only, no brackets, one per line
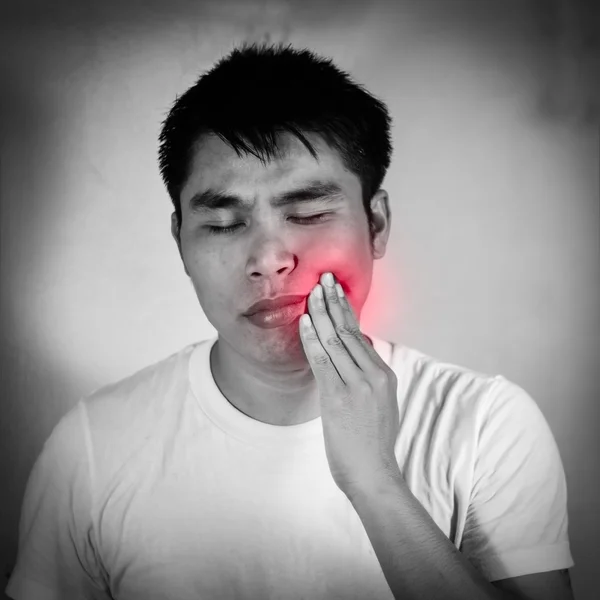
188,181,345,213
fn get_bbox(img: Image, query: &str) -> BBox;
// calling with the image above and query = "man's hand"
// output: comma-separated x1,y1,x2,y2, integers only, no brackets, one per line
299,271,402,497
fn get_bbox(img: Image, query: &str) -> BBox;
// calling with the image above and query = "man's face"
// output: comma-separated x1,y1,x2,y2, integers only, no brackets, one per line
172,131,388,368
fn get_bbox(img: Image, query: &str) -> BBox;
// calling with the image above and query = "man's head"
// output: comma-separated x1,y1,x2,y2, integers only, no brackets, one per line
158,42,393,368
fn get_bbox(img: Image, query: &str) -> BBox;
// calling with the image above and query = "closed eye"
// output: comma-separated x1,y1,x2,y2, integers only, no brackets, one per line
205,214,331,235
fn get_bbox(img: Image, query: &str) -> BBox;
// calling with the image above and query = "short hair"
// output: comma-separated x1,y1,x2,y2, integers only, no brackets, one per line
158,41,393,244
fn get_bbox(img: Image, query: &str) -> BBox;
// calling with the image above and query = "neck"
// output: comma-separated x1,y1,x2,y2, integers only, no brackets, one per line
209,338,322,426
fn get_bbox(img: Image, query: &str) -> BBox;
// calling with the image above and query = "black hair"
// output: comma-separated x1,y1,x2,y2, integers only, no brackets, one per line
158,41,393,245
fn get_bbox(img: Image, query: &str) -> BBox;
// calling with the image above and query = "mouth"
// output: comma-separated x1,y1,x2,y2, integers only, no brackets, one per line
243,297,306,330
244,294,307,317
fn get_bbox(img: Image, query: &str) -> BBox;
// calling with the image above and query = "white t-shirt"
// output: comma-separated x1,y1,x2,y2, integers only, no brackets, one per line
6,335,574,600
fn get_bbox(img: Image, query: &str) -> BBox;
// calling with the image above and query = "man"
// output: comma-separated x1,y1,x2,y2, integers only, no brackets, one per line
6,42,575,600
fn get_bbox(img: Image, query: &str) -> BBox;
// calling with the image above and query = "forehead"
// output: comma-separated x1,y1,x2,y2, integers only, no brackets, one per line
180,131,360,204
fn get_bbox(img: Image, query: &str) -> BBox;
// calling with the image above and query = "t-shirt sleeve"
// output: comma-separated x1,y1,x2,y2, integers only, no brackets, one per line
5,401,112,600
460,375,575,582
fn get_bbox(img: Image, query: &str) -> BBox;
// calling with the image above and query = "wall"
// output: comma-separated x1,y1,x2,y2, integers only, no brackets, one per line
1,0,598,598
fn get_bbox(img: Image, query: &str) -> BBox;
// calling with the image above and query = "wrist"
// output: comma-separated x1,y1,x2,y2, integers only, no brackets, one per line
344,465,405,503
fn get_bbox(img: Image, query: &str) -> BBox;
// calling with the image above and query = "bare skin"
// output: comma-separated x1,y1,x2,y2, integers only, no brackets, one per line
171,132,391,426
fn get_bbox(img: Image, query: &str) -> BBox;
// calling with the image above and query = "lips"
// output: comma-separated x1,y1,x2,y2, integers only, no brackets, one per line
244,294,306,316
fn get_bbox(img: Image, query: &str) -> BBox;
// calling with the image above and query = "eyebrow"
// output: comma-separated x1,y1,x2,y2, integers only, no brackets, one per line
188,181,346,213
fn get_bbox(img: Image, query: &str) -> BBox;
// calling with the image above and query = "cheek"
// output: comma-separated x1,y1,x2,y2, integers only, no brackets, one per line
183,247,226,298
183,238,224,275
307,236,372,297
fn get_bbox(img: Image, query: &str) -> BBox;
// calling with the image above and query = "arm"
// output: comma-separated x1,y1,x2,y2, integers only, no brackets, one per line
345,374,575,600
348,472,519,600
492,569,574,599
5,402,111,600
347,473,574,600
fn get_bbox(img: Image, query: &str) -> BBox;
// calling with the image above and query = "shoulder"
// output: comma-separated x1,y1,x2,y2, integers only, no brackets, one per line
384,339,498,416
82,341,199,426
383,339,547,427
66,342,203,480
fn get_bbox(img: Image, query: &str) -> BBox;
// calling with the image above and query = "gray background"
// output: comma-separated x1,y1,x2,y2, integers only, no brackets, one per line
1,0,598,598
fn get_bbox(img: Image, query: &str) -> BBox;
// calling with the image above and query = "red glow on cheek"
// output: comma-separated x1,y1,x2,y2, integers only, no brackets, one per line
306,251,369,313
305,245,400,336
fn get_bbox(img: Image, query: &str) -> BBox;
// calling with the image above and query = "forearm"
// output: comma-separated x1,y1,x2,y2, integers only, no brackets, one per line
346,473,519,600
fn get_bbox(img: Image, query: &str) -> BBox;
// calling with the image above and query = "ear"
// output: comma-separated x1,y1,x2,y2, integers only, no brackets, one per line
369,189,392,260
171,213,190,277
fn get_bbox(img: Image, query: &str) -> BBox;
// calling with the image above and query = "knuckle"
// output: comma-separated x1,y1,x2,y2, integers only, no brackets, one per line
357,380,372,395
326,335,344,349
314,352,330,367
349,325,363,338
373,372,389,389
327,292,340,305
316,302,328,314
334,323,355,337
